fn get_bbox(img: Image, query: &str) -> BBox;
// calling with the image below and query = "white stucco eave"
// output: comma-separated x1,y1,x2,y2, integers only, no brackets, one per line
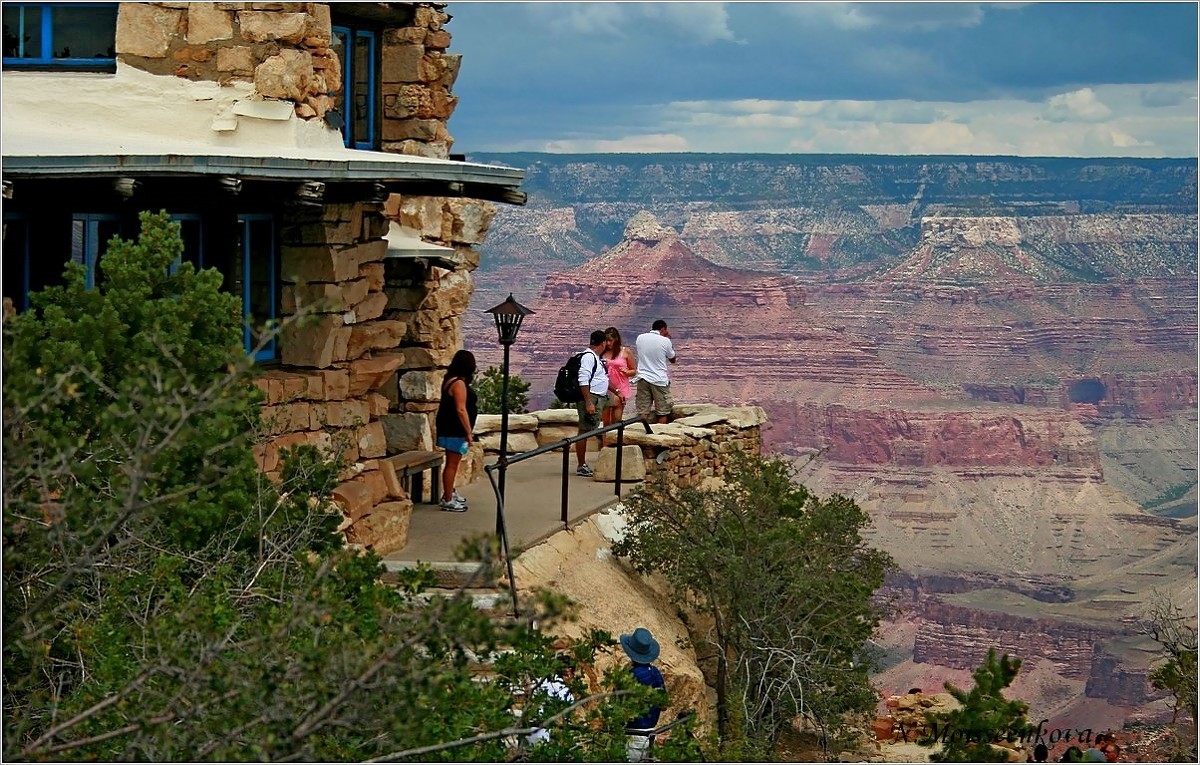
0,66,525,200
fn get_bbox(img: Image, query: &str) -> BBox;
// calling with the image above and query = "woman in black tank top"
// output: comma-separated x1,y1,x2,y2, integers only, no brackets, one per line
435,350,478,511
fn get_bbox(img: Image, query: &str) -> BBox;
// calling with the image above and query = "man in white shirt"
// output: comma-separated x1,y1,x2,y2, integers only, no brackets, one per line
634,320,677,424
575,329,611,477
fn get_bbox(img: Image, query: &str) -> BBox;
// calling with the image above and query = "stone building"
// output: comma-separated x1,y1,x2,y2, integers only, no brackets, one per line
2,2,525,553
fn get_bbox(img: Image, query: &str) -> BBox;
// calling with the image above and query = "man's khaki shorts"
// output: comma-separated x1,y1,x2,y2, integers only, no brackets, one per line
636,380,673,419
576,392,608,431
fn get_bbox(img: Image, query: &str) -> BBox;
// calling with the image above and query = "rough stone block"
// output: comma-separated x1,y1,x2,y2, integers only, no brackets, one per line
239,10,308,43
281,282,346,314
352,239,388,266
360,261,385,292
397,369,441,402
381,412,432,452
473,414,540,433
382,118,440,142
348,320,407,360
354,291,388,322
306,2,331,42
345,500,411,555
347,353,405,396
424,29,450,49
281,244,360,283
254,48,314,102
443,53,462,90
216,45,255,74
535,424,580,446
332,478,373,521
312,399,370,428
366,392,390,418
479,431,539,455
381,42,423,83
446,198,496,245
281,314,352,369
357,421,387,458
187,4,233,43
116,4,183,58
592,445,646,483
533,408,583,425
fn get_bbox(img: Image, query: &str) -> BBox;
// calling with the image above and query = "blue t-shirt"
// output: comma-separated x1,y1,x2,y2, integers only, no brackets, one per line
627,663,665,731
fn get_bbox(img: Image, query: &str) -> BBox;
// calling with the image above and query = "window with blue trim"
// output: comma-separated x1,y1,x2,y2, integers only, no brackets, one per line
331,25,377,149
237,215,279,362
168,213,205,273
70,213,120,289
3,3,117,69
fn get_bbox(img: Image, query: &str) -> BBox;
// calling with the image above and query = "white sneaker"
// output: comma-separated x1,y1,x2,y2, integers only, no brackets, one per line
452,490,468,506
439,496,467,513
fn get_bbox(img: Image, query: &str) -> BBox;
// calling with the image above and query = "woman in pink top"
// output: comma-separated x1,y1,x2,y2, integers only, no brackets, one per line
602,326,638,427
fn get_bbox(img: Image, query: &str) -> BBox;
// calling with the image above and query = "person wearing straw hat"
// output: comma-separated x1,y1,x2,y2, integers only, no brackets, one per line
620,627,666,762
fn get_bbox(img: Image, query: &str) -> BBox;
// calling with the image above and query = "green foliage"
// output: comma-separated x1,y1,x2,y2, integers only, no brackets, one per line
474,365,530,415
1143,595,1198,759
612,450,894,758
919,648,1035,762
2,212,700,762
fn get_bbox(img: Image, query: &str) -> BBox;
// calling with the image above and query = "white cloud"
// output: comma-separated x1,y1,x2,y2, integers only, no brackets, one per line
526,3,737,43
1045,88,1113,122
646,82,1196,156
781,2,1014,31
542,133,692,153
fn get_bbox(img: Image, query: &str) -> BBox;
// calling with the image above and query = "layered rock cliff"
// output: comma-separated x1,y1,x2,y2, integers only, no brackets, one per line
461,154,1196,717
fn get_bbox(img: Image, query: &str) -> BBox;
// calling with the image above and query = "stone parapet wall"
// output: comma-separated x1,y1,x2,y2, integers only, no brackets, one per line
470,404,768,489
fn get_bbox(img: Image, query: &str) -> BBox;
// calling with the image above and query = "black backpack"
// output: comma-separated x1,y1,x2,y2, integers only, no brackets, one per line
554,351,598,403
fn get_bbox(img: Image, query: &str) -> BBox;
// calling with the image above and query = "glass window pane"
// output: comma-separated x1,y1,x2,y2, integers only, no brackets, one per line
240,216,277,359
331,29,349,144
53,4,117,59
3,5,43,59
352,32,373,145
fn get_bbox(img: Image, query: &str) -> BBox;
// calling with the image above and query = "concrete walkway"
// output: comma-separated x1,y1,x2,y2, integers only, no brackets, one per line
384,448,630,564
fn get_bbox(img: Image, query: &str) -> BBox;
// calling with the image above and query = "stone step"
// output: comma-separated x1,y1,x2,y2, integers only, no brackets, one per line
382,558,502,589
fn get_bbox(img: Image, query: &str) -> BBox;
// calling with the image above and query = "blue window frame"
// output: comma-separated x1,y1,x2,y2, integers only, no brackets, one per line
3,3,117,68
237,215,278,362
70,213,120,289
331,25,377,149
168,213,205,273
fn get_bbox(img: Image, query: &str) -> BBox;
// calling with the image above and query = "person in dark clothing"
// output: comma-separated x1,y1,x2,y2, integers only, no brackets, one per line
1033,743,1049,762
434,350,477,512
620,627,665,762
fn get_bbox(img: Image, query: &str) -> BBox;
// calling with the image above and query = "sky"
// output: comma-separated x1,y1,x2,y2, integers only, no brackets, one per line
445,2,1199,157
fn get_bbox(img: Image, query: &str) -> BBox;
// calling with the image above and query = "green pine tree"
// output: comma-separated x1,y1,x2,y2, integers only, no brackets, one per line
921,648,1035,762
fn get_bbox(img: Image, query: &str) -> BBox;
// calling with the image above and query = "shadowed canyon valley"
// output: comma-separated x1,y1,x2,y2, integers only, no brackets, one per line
461,154,1197,730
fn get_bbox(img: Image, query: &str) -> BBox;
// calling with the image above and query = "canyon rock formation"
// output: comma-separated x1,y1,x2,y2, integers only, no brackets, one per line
461,154,1197,721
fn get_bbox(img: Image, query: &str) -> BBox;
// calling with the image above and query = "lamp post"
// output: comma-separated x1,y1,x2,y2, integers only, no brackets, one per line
484,294,534,536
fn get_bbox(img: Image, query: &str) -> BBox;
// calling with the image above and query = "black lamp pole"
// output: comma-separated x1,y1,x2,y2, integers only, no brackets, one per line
484,294,534,537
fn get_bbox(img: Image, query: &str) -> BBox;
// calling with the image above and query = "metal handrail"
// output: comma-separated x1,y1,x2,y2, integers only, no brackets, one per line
483,414,654,616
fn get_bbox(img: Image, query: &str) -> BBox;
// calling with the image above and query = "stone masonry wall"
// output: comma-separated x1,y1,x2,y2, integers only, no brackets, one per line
109,2,495,553
115,2,460,155
469,404,769,490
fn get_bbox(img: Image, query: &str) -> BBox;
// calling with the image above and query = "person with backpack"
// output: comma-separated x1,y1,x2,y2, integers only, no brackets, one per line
573,330,611,477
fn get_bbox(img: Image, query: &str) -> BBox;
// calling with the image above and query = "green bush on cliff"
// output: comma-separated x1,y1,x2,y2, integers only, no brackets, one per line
613,450,895,759
919,648,1034,762
2,213,701,762
475,365,531,414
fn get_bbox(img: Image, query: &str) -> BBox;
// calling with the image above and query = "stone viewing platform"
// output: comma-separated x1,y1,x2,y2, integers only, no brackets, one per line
386,403,768,564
